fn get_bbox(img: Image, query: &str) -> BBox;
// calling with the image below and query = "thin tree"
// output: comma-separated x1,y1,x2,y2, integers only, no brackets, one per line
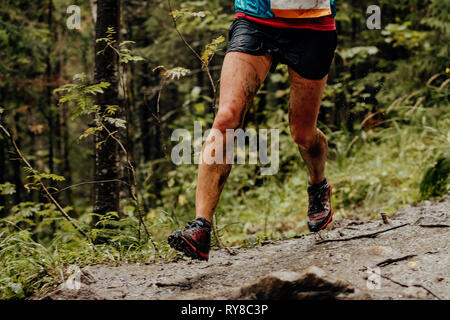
93,0,121,217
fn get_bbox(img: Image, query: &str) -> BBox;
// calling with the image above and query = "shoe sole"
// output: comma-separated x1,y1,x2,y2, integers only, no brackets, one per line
320,207,334,231
168,233,209,261
308,208,334,232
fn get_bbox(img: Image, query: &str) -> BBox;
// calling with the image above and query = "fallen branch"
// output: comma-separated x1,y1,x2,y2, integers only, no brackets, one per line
413,284,442,300
375,254,418,268
51,179,130,194
362,266,442,300
315,223,409,245
378,273,408,288
419,224,450,228
154,282,192,289
380,274,442,300
413,216,449,228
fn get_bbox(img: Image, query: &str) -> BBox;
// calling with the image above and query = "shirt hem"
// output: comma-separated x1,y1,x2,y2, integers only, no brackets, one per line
234,12,336,31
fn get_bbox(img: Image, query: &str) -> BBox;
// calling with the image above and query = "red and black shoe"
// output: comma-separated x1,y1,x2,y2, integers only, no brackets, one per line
168,217,211,261
307,178,334,232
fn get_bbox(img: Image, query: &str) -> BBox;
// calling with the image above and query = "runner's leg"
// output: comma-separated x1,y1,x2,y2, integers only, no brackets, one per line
196,52,273,222
288,69,328,184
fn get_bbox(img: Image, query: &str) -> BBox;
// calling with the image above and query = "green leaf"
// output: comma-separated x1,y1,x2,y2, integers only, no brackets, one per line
79,126,103,140
201,35,225,67
0,183,16,195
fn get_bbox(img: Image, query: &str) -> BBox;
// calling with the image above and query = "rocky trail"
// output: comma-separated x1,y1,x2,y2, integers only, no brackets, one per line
45,197,449,300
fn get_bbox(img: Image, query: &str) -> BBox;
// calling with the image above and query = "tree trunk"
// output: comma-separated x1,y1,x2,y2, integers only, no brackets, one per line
0,136,6,217
93,0,121,216
12,113,23,205
46,0,56,182
57,31,72,206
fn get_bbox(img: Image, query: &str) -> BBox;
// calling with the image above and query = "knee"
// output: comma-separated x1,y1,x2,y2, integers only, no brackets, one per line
212,106,242,133
291,132,315,149
291,128,326,150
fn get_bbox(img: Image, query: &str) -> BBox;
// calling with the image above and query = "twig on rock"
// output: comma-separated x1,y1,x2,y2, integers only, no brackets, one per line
362,266,442,300
315,224,409,245
413,284,442,300
419,224,450,228
375,254,418,268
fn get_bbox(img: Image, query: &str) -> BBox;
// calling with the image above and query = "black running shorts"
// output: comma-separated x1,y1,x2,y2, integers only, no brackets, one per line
226,18,338,80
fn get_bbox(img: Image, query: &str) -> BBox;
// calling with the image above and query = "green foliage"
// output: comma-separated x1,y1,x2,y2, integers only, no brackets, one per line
382,23,427,50
0,183,15,195
24,168,66,183
0,229,56,299
95,27,117,54
104,117,126,129
54,73,111,119
54,73,126,146
339,46,379,65
119,41,145,64
0,202,164,299
20,167,65,194
201,35,225,67
420,154,450,199
97,27,144,64
89,211,143,246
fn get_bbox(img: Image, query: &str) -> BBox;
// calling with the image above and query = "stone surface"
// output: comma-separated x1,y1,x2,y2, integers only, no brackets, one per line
40,197,449,300
236,267,354,300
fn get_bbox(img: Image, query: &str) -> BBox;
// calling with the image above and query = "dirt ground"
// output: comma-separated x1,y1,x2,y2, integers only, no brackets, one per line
44,197,449,300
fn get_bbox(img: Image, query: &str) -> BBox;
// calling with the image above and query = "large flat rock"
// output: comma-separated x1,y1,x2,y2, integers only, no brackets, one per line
44,197,449,300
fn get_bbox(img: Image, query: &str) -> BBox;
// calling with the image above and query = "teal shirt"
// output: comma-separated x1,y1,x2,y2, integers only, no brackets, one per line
235,0,337,19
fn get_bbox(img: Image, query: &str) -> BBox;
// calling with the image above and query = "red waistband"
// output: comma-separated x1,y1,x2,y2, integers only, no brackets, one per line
235,12,336,31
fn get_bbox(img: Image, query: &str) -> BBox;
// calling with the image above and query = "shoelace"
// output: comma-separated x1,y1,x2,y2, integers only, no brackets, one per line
183,219,210,239
185,219,210,231
308,185,328,214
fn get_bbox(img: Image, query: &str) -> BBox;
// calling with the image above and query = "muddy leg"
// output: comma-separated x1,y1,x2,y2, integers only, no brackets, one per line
288,69,329,184
196,52,272,222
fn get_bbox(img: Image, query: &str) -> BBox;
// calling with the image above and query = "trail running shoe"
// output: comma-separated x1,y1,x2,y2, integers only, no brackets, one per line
168,217,211,261
307,178,334,232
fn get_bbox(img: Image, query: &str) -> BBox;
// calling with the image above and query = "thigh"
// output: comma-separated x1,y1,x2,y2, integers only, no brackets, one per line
214,51,273,130
288,69,327,132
